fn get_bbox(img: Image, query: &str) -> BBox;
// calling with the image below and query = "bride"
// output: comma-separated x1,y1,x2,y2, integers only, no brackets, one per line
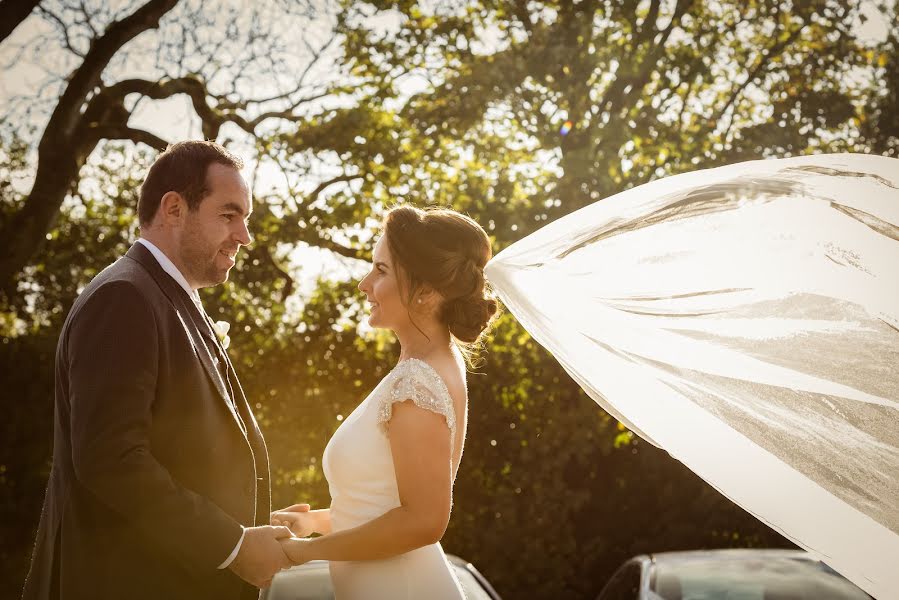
272,204,498,599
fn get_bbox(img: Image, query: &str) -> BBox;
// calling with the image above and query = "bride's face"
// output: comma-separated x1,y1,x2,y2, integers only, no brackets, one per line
358,236,407,330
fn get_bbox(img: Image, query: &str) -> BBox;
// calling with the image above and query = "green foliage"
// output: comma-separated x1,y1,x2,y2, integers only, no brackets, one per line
3,1,897,598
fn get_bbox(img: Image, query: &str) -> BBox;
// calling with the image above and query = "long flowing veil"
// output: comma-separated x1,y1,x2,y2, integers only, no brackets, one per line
483,154,899,600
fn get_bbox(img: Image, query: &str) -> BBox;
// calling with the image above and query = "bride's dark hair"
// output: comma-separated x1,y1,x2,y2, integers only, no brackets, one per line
382,204,500,348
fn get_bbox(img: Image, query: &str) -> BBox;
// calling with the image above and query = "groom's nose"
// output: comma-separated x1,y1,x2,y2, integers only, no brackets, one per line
235,219,252,246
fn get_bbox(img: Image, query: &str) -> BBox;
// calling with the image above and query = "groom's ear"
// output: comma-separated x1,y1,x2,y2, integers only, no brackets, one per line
158,191,188,226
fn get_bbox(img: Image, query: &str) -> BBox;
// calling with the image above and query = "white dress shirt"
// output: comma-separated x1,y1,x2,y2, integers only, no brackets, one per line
135,238,245,569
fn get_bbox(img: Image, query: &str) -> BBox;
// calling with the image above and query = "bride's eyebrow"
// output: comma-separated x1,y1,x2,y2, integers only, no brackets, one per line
374,261,389,270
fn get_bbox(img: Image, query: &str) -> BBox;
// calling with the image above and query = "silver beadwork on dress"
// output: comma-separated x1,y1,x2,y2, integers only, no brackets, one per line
377,358,456,447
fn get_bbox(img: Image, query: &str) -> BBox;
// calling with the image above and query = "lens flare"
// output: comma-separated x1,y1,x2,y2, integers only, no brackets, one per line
560,120,573,136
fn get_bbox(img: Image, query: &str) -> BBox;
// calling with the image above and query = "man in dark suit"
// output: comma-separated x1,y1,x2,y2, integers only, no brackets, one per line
22,141,302,599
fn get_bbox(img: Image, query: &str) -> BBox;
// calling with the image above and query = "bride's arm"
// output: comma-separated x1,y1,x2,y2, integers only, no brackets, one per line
308,509,331,535
281,400,453,563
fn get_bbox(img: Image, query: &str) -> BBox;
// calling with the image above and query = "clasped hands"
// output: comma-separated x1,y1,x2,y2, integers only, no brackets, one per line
227,503,314,589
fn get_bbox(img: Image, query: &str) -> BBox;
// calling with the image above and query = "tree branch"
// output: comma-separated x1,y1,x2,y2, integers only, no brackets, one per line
51,0,179,141
36,4,84,57
512,0,533,36
303,232,365,261
639,0,661,39
708,23,808,132
102,75,326,137
249,244,295,299
305,174,361,204
92,125,169,151
595,0,692,124
0,0,180,293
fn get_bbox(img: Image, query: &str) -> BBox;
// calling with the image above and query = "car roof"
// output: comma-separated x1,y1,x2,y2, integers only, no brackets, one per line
280,553,473,570
640,548,814,564
284,553,471,570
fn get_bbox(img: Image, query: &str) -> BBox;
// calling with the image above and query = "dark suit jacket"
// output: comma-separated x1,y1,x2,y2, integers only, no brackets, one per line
22,242,271,600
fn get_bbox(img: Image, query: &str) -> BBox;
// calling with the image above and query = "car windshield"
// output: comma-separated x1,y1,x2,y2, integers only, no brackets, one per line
651,556,870,600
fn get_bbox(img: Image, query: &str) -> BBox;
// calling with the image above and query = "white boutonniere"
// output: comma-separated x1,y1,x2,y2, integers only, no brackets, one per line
212,320,231,350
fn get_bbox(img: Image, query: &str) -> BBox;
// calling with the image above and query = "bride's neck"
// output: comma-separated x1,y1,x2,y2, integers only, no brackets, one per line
395,320,452,362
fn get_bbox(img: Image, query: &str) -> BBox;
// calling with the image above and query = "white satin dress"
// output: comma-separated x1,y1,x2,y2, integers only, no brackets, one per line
322,358,466,600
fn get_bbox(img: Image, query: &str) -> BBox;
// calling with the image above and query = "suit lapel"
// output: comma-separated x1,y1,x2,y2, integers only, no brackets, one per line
124,243,247,436
195,309,250,436
220,352,271,521
185,307,249,437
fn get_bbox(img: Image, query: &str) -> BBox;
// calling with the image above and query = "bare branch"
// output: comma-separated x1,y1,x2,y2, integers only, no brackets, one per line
248,243,295,299
302,231,365,261
36,4,85,58
102,73,335,138
306,174,361,204
639,0,661,39
0,0,180,292
709,23,808,131
594,0,692,125
52,0,179,140
92,125,169,151
76,0,99,39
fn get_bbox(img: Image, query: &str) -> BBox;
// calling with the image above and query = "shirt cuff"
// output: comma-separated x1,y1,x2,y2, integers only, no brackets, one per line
217,526,246,569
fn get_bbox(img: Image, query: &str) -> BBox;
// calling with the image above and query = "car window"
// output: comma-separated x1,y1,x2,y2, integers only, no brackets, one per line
597,561,642,600
651,557,871,600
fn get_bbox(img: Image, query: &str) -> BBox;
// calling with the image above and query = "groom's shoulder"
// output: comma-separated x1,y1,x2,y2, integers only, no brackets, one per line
68,254,160,317
90,253,156,292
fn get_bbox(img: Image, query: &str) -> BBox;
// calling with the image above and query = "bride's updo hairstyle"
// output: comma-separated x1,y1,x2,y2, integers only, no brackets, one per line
382,204,500,346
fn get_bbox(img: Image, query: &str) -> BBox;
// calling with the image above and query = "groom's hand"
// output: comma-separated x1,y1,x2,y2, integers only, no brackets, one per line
228,525,293,589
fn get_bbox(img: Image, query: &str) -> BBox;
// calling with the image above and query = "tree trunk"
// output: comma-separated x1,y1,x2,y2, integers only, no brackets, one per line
0,142,96,296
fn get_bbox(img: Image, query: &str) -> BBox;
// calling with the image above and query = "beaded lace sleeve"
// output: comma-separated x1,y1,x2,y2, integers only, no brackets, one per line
377,359,457,446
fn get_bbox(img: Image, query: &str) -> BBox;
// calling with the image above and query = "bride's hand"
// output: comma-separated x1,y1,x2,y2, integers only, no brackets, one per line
271,504,314,537
279,536,313,566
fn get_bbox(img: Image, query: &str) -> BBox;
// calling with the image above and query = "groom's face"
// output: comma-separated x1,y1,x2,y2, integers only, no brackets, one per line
358,236,405,330
178,164,253,288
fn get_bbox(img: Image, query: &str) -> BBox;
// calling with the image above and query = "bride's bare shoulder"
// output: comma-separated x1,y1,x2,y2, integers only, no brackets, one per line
415,352,467,404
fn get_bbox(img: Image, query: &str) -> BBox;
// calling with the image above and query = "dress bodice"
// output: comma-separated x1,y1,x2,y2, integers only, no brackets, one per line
322,358,457,533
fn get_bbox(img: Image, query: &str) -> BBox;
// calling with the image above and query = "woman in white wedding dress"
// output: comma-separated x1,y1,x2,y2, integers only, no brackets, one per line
273,205,498,599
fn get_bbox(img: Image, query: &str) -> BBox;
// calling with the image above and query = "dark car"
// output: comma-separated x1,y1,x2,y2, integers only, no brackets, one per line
262,554,502,600
597,549,871,600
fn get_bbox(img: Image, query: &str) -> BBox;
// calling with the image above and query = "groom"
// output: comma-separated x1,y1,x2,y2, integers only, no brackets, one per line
22,141,299,599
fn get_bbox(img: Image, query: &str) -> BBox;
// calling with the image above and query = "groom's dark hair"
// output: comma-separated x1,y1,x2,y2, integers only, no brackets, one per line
138,140,244,226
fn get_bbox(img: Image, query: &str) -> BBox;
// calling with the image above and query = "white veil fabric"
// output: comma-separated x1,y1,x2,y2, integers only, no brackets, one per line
483,154,899,600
